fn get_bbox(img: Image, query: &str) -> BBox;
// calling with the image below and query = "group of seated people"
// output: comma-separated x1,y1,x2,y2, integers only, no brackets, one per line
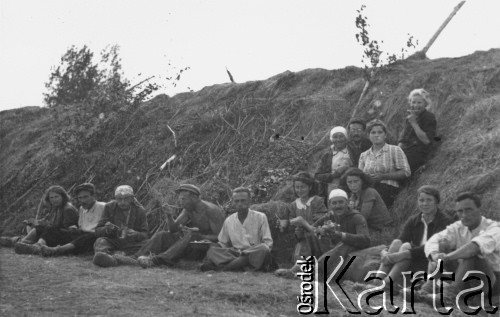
1,88,499,304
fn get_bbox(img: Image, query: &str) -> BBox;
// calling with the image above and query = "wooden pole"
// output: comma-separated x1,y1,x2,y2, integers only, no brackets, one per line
351,77,371,118
421,1,466,55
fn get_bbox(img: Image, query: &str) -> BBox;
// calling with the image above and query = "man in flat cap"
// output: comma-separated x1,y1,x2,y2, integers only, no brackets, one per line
92,185,149,267
40,183,106,256
203,187,273,271
113,183,224,268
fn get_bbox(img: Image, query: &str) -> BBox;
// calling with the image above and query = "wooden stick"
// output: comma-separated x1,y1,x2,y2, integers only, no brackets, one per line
126,76,155,92
422,1,466,55
351,77,371,118
6,167,59,213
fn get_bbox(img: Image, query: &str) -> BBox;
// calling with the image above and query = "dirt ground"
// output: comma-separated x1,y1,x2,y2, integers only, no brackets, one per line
1,248,497,317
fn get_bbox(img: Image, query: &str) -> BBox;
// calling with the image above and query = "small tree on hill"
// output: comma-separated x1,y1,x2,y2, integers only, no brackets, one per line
352,5,418,117
44,45,100,109
44,45,160,155
355,5,418,78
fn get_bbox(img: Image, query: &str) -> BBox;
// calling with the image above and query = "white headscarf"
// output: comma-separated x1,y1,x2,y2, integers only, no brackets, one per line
328,189,348,201
329,126,347,142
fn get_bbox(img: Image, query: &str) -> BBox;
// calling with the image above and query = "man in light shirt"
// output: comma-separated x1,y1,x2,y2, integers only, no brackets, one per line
204,187,273,271
423,191,500,303
41,183,105,256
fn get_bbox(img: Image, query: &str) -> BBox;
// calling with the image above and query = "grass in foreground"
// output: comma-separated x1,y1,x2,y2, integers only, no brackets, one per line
0,249,495,316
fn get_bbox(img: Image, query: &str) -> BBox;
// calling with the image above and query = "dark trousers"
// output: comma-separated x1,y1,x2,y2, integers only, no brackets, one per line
134,231,206,266
71,233,98,254
403,148,428,174
39,227,77,247
93,237,146,255
373,183,399,208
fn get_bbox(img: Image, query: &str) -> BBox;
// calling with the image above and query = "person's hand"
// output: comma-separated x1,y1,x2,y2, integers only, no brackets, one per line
314,227,325,236
37,219,50,227
334,165,349,176
438,238,452,253
290,216,305,227
370,173,384,182
406,110,418,125
431,252,446,262
68,225,79,232
181,225,200,233
380,251,392,266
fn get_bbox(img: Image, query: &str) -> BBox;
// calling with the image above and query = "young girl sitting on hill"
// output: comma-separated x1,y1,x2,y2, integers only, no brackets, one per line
339,167,393,231
275,172,328,278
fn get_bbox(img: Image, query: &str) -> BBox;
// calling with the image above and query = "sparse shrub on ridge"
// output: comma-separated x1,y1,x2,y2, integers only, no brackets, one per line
45,45,159,157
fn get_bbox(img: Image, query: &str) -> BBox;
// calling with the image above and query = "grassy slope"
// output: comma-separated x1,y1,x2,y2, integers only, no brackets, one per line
1,50,499,235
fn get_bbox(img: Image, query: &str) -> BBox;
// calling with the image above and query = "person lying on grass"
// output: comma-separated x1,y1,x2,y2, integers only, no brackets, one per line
203,187,273,272
39,183,106,257
275,171,327,278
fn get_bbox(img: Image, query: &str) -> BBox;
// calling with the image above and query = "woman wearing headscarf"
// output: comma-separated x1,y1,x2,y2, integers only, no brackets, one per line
315,126,353,202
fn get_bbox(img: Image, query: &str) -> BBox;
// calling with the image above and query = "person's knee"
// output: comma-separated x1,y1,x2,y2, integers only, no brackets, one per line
388,239,403,252
94,238,109,252
399,242,412,252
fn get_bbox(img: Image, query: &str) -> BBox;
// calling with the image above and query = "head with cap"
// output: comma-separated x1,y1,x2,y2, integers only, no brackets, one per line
115,185,135,209
292,171,317,199
328,189,349,216
74,183,97,209
329,126,347,150
176,184,201,211
347,118,366,142
44,185,71,209
408,88,432,113
232,187,252,214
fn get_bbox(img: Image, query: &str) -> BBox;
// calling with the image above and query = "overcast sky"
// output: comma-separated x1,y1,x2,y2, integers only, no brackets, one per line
1,0,499,111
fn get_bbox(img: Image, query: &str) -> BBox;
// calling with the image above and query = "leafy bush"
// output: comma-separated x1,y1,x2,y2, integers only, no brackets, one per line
45,45,160,156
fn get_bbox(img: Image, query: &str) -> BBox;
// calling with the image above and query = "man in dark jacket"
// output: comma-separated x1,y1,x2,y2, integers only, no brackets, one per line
376,185,455,287
346,118,372,167
92,185,149,267
316,189,370,278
